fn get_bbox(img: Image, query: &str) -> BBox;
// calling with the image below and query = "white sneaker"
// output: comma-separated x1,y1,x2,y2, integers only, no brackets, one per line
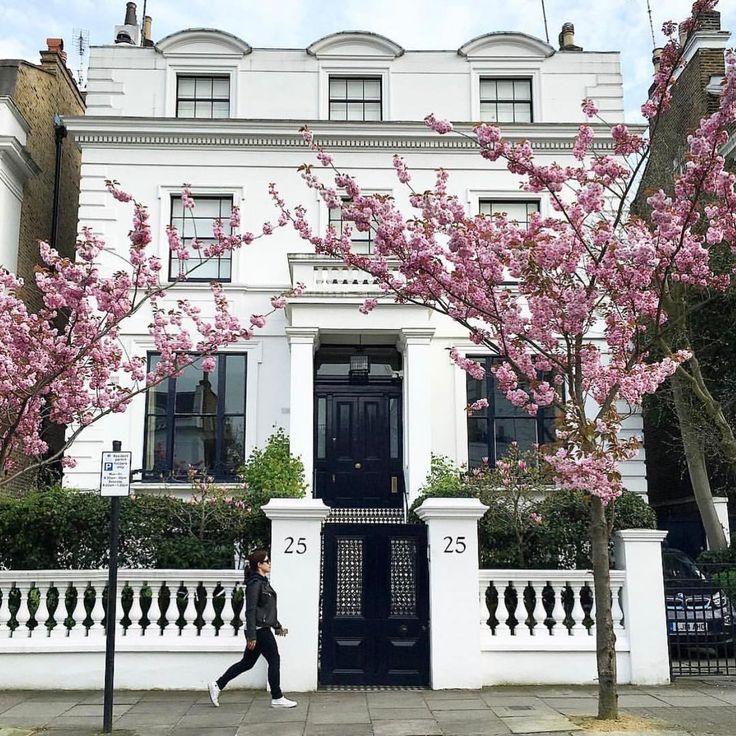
208,681,220,707
271,696,297,708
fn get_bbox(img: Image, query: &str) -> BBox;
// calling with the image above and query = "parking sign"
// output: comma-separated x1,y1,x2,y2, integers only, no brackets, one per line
100,451,132,496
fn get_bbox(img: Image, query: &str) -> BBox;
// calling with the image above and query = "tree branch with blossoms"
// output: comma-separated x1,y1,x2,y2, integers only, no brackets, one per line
0,182,301,488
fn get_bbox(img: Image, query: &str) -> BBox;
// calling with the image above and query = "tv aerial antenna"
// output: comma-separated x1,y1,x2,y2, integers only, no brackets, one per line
71,27,90,88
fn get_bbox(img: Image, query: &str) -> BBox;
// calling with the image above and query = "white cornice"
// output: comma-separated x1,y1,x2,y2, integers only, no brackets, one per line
0,138,39,194
64,117,639,154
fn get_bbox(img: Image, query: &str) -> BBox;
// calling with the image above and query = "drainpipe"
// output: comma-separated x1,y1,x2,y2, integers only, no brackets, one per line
51,112,67,250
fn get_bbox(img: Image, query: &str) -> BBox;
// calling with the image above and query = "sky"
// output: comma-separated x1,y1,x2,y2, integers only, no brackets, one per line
1,0,734,122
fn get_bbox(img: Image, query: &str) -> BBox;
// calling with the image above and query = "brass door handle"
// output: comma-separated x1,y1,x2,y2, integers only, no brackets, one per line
354,462,362,469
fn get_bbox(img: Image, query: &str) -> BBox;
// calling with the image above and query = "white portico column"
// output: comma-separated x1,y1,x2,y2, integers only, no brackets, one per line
399,328,435,503
286,327,319,494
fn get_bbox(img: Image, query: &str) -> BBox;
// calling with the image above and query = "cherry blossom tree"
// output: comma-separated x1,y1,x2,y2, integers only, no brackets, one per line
0,182,294,489
271,0,734,718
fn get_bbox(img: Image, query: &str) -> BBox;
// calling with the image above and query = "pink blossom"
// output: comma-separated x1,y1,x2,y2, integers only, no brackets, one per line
424,113,453,134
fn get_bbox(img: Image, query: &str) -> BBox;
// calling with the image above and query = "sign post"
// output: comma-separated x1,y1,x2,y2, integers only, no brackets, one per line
100,441,131,733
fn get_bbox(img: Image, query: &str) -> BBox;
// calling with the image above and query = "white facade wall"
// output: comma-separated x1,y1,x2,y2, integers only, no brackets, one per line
0,97,35,272
63,28,647,499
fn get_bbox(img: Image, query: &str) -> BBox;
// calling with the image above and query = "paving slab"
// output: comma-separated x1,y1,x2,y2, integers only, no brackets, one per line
304,724,372,736
370,706,434,718
237,723,305,736
372,719,442,736
501,714,581,734
535,699,597,716
428,699,488,711
651,693,733,706
368,692,431,708
492,703,558,718
0,729,34,736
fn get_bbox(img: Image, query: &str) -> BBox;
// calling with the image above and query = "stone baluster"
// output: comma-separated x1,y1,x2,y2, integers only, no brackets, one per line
88,581,106,636
513,583,531,636
570,583,586,635
13,582,32,638
221,584,235,636
181,581,199,637
161,582,179,638
531,581,548,635
587,584,596,635
35,581,51,638
0,585,9,637
200,581,217,636
126,581,144,635
493,582,512,637
550,582,567,636
70,582,90,639
612,583,625,634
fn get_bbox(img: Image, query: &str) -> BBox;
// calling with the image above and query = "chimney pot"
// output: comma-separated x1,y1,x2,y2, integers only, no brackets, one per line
143,15,154,47
42,37,68,65
558,22,582,52
124,1,138,26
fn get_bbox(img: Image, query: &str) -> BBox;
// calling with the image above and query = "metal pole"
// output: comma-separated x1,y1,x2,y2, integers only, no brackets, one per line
50,113,66,250
103,440,122,733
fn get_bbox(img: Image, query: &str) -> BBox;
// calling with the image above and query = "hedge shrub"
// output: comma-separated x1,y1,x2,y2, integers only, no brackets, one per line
410,453,657,569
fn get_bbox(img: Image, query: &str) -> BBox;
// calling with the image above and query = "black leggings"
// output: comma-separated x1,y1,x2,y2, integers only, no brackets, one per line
216,627,282,699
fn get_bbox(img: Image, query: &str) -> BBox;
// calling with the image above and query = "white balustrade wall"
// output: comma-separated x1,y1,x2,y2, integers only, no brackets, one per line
0,570,266,690
478,569,633,684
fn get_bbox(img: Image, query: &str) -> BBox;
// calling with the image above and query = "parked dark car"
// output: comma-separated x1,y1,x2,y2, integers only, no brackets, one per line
662,547,734,651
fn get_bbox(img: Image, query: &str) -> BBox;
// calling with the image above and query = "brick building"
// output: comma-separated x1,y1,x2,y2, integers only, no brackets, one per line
635,10,734,554
0,39,85,493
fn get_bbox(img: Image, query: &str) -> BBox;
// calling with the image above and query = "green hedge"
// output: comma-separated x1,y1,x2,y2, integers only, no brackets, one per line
0,429,306,570
410,454,657,569
0,487,269,570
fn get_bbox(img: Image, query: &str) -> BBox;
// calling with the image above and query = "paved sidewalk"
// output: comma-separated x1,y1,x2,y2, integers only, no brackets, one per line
1,679,736,736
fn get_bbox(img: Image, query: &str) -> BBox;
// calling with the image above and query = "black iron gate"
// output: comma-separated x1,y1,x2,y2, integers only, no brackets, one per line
664,549,736,676
320,523,430,687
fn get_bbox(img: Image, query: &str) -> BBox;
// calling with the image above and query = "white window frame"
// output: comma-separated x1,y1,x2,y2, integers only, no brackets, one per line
468,65,542,123
466,190,547,219
165,64,238,118
157,184,246,284
318,63,391,121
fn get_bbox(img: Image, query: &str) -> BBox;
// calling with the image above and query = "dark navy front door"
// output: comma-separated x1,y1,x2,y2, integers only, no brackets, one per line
314,385,403,508
320,523,429,686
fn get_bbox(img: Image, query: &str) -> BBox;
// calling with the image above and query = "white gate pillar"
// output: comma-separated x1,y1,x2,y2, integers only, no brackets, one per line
399,328,435,503
286,327,319,494
711,497,731,548
263,498,329,692
614,528,670,685
416,497,488,689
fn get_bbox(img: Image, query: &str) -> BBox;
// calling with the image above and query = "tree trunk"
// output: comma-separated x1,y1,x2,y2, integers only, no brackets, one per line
590,496,618,719
671,371,728,550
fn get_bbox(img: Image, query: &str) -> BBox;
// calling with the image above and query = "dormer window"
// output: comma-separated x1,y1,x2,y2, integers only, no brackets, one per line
329,77,382,121
176,75,230,118
480,78,532,123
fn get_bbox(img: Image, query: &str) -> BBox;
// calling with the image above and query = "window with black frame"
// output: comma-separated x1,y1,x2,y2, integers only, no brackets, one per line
328,197,374,253
479,78,532,123
466,356,556,469
169,194,233,282
479,199,539,226
176,75,230,118
328,77,382,121
143,353,247,481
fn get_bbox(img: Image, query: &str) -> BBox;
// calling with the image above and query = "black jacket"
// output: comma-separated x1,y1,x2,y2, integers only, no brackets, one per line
244,572,281,640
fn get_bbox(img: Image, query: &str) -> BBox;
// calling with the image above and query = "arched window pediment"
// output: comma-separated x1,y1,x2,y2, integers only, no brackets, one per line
156,28,252,57
458,32,553,60
307,31,404,59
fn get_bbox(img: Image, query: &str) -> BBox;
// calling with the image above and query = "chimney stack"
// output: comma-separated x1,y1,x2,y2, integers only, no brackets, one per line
558,22,583,52
42,38,68,65
142,15,154,47
115,1,140,45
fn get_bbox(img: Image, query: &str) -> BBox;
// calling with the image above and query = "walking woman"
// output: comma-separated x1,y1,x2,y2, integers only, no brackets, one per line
208,549,297,708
